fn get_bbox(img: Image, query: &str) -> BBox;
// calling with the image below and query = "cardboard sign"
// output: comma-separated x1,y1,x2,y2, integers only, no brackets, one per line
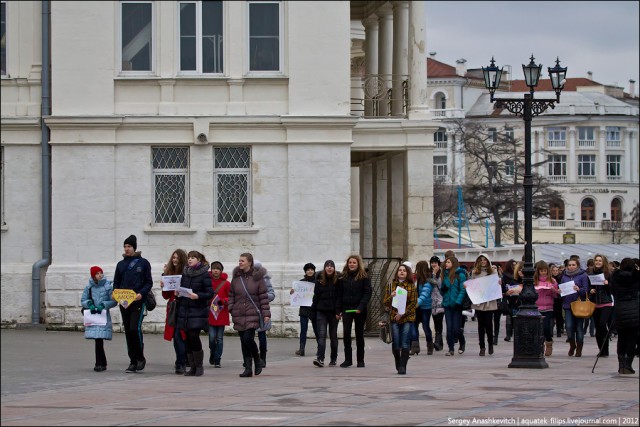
112,289,137,308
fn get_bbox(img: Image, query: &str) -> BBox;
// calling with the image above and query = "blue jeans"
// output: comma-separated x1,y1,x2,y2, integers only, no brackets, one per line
411,308,433,343
258,330,267,355
173,328,186,367
541,311,554,342
391,321,412,350
208,325,225,362
564,308,585,344
444,307,465,352
299,314,318,348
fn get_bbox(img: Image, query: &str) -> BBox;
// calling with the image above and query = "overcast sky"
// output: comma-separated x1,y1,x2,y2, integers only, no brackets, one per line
425,1,639,95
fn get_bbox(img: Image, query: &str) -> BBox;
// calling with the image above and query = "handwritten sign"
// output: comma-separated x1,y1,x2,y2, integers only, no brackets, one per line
290,281,314,307
465,274,503,304
559,280,577,297
112,289,137,308
392,287,408,315
161,275,182,291
588,273,605,286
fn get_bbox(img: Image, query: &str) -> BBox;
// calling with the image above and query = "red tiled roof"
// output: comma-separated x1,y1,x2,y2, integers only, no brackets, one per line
427,58,457,78
509,77,600,92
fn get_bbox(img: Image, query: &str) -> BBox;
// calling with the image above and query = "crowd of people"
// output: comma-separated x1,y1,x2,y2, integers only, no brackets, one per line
80,235,639,377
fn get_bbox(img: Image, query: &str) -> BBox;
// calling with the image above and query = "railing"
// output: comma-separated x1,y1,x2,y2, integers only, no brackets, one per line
607,140,621,148
431,108,466,120
435,141,448,149
350,74,409,118
601,221,635,231
547,175,567,183
537,219,566,228
607,176,623,181
547,140,566,148
578,221,597,229
578,139,596,147
578,176,597,182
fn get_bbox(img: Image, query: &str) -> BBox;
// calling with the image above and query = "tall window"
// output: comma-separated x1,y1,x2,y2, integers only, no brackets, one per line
606,155,621,180
578,154,596,179
547,155,566,180
214,147,251,226
611,198,622,222
606,126,621,142
547,127,566,147
550,200,564,220
433,156,447,180
434,129,448,148
152,147,189,225
488,127,498,143
581,198,595,221
179,1,223,74
504,127,514,141
1,1,6,76
505,159,515,177
248,1,281,72
435,92,446,109
121,1,153,72
577,127,595,147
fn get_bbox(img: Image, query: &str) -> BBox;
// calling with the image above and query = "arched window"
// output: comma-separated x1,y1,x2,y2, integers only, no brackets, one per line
611,198,622,222
581,198,595,221
435,92,446,109
550,200,565,220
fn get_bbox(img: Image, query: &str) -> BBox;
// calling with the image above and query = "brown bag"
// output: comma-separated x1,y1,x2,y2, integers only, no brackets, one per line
570,295,596,319
166,299,177,327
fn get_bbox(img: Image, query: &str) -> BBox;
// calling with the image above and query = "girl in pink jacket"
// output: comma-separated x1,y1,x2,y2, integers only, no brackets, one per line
534,261,560,357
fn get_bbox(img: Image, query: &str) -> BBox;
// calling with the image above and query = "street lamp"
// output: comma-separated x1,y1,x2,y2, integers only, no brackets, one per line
483,55,567,369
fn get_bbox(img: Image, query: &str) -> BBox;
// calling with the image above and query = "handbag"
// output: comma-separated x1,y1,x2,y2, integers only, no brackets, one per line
379,311,392,344
80,287,93,314
570,294,596,319
240,277,272,332
166,299,177,327
145,290,157,311
499,298,511,315
461,294,472,311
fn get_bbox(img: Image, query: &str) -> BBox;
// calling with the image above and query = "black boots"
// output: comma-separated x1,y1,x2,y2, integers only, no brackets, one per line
254,352,263,375
260,350,267,368
398,349,409,375
568,340,576,356
184,353,196,376
392,349,401,372
409,340,420,356
341,348,353,367
504,316,513,341
295,346,305,356
193,350,204,376
427,342,434,355
434,333,443,351
619,355,636,374
240,358,253,377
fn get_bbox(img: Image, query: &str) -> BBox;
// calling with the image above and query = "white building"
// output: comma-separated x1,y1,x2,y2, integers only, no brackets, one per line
1,1,438,330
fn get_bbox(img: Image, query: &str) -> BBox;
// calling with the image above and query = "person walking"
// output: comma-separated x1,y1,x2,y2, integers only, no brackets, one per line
207,261,231,368
414,260,438,355
440,256,467,356
292,263,319,357
429,256,445,352
229,252,271,377
609,258,639,374
312,260,341,367
254,260,275,368
337,254,372,368
587,254,613,357
468,254,498,356
560,258,590,357
503,260,523,342
81,266,117,372
550,263,565,338
160,249,188,374
384,264,418,374
113,234,153,373
176,251,214,377
533,261,560,356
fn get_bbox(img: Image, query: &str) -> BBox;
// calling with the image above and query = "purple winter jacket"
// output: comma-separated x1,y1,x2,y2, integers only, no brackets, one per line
560,268,589,309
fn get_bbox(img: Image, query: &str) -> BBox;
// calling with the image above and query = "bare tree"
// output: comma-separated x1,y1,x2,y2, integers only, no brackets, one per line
450,119,562,246
433,179,457,230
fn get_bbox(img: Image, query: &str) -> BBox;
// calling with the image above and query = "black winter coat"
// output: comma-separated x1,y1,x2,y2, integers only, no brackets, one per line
610,269,639,329
312,274,340,314
176,263,214,332
587,267,613,305
337,271,372,313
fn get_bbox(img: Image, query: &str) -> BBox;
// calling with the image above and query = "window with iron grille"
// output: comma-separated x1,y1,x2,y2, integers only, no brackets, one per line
152,147,189,225
179,1,223,74
214,147,251,226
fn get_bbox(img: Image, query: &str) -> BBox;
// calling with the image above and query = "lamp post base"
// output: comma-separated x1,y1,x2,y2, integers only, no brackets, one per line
508,307,549,369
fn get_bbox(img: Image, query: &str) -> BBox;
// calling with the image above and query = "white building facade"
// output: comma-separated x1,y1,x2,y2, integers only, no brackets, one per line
1,1,438,330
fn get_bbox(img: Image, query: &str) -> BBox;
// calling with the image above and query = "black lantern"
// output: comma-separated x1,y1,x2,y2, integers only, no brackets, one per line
522,55,543,92
482,57,503,101
548,58,568,101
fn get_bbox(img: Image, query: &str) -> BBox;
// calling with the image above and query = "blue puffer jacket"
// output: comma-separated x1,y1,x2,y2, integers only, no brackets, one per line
82,278,118,340
560,268,589,309
441,267,467,309
417,279,439,309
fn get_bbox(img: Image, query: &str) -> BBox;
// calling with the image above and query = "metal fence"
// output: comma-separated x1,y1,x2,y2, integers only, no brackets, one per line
362,257,402,336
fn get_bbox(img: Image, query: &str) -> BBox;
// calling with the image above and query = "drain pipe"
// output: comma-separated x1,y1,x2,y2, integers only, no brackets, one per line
31,0,51,324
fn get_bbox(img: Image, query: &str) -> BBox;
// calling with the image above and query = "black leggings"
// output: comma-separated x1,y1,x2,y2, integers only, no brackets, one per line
432,312,444,335
185,329,203,352
617,327,637,357
239,328,259,360
476,310,494,348
94,339,106,366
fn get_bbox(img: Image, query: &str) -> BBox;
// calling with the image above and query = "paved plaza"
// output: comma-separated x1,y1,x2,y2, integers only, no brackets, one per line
1,326,638,426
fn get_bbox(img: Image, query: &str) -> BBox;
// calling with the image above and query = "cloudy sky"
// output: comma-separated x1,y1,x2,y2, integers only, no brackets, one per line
425,1,639,95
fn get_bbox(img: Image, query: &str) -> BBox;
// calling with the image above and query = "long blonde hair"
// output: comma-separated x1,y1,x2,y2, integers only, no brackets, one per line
341,254,368,281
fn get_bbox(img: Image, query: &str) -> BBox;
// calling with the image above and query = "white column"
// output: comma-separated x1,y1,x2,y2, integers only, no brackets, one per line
598,126,607,182
362,16,379,117
532,127,544,176
631,130,638,183
405,148,434,260
359,164,374,257
446,130,455,184
391,1,409,116
390,154,404,257
377,3,393,117
624,129,633,183
376,159,388,257
350,167,360,253
568,127,576,182
407,0,428,118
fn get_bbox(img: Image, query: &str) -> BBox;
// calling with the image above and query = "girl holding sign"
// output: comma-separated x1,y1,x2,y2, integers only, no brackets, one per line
82,266,117,372
560,259,589,357
383,264,418,374
533,261,560,356
587,254,613,358
468,254,498,357
161,249,187,374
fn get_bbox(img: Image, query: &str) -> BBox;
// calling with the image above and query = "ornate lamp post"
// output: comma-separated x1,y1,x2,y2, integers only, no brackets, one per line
483,55,567,369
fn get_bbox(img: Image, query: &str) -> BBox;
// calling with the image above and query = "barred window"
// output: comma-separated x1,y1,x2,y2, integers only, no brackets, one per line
214,147,251,226
152,147,189,225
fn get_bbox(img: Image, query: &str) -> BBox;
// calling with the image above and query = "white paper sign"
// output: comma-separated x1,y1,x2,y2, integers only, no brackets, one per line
83,310,107,326
290,281,314,307
588,273,605,286
559,280,577,297
464,273,503,304
162,275,182,291
392,287,408,315
177,286,193,298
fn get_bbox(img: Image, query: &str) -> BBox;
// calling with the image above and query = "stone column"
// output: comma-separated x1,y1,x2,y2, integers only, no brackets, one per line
390,154,404,257
376,159,388,257
362,16,379,117
624,129,633,182
407,0,428,118
377,3,393,117
598,126,607,182
359,163,374,257
568,127,576,182
532,127,544,176
405,147,433,260
446,129,456,183
391,1,409,117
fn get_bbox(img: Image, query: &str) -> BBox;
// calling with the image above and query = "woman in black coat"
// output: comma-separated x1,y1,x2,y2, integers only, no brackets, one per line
609,258,639,374
176,250,214,376
311,260,341,367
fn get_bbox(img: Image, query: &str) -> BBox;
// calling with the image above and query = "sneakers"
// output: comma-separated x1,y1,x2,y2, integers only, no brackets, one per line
329,359,337,366
313,358,324,367
125,363,137,373
136,358,146,371
175,365,185,375
445,351,454,356
458,343,465,354
295,348,305,356
214,360,222,368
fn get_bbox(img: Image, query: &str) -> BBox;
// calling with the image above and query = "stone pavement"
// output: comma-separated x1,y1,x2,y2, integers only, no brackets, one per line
1,326,638,426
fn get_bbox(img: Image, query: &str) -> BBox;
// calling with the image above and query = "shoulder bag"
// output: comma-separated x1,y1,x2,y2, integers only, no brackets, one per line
570,294,596,319
80,287,93,314
166,299,177,327
240,277,272,332
145,290,157,311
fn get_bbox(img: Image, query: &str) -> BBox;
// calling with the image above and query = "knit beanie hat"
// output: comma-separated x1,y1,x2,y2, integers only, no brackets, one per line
123,234,137,250
324,260,335,269
303,263,316,272
90,266,103,278
211,261,224,271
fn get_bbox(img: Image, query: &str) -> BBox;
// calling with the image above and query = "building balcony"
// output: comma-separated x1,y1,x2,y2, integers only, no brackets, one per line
547,175,567,183
578,139,596,148
607,176,623,182
435,141,448,149
431,108,465,120
607,140,621,148
350,74,409,118
547,140,566,148
538,219,566,228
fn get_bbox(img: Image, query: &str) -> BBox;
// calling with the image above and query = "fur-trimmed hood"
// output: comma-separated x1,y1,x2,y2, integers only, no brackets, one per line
232,265,267,282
